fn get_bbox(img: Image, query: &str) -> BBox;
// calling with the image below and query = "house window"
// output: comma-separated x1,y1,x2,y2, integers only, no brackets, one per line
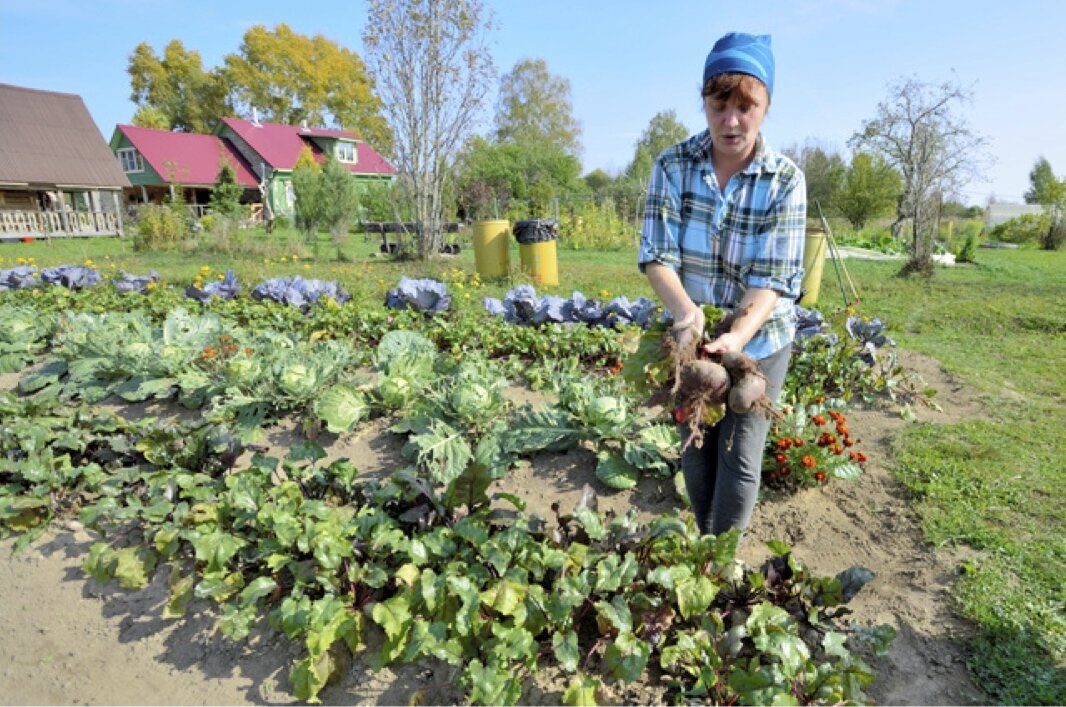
117,148,143,173
336,141,356,163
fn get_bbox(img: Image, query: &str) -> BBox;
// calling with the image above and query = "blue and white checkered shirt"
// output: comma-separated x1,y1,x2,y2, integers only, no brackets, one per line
638,130,807,359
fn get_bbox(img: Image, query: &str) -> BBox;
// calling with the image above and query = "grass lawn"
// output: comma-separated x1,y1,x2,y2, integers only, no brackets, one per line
4,229,1065,703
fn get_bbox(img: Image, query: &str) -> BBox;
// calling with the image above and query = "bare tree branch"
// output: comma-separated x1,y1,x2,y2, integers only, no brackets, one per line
363,0,495,259
850,75,992,274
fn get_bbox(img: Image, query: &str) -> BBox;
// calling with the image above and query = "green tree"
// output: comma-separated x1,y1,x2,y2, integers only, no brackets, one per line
292,148,325,241
208,159,245,218
782,142,846,215
835,152,902,229
456,136,585,220
127,39,227,133
319,155,360,242
583,168,613,195
1023,157,1066,250
494,58,581,157
131,104,172,130
222,24,393,154
363,0,496,259
623,110,690,187
850,76,990,275
1024,157,1059,205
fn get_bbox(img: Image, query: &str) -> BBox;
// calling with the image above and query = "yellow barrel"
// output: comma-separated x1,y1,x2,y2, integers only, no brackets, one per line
519,240,559,287
471,220,510,279
799,228,828,306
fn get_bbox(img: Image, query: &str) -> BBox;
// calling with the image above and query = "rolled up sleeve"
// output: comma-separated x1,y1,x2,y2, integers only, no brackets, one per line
744,169,807,298
638,157,683,273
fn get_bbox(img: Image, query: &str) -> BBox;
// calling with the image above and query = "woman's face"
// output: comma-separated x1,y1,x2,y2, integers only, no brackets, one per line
704,82,769,163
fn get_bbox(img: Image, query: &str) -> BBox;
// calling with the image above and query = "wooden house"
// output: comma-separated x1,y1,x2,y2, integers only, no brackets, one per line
0,83,130,239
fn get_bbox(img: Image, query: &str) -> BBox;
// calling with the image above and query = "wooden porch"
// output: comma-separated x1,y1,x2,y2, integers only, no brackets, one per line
0,187,125,240
0,208,122,239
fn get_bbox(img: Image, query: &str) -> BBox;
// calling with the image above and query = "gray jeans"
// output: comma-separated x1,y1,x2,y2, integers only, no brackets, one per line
679,344,791,536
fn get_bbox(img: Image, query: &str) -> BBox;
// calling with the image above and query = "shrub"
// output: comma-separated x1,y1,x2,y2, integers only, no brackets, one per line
133,203,189,252
989,213,1050,245
955,222,982,263
557,198,635,250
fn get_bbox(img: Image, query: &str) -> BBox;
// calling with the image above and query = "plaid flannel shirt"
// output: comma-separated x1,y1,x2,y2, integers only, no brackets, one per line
638,130,807,359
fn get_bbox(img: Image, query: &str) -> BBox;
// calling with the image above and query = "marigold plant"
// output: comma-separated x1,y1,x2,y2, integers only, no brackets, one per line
763,404,868,490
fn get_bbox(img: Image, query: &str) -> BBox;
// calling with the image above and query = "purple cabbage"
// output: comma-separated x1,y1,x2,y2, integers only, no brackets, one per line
846,315,895,365
115,270,160,294
484,286,658,328
0,266,39,291
185,269,240,302
384,277,452,314
252,276,349,309
40,265,101,290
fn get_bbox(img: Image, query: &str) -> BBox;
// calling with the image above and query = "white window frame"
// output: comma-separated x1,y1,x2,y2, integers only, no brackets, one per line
336,141,356,163
117,148,144,173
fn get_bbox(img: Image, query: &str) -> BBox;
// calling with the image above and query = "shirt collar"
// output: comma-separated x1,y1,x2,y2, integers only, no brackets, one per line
692,130,779,175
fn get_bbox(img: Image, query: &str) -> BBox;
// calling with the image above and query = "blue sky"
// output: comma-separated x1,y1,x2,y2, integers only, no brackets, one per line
2,0,1064,205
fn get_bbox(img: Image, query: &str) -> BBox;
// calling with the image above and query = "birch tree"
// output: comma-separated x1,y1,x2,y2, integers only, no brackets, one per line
363,0,495,259
850,76,990,275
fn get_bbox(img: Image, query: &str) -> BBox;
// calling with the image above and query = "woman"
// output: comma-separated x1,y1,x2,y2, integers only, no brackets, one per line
638,32,806,537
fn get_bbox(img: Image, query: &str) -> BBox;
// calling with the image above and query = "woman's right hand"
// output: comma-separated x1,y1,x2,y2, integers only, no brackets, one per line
671,305,705,352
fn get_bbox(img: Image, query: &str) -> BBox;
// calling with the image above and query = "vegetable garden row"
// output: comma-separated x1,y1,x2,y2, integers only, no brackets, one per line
1,264,912,704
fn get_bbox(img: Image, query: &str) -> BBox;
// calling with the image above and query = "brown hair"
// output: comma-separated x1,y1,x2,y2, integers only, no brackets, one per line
701,73,769,108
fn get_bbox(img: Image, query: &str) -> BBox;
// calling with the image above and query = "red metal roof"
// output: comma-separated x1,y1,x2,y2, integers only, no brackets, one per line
221,117,397,176
116,125,259,187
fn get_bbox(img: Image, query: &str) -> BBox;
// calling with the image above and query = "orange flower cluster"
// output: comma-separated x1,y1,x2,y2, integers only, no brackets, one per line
197,334,249,365
764,407,870,490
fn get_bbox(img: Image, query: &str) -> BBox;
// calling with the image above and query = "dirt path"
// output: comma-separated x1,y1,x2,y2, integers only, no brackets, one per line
0,350,988,705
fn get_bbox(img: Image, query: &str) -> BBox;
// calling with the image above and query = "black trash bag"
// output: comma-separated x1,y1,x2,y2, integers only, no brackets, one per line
513,219,558,244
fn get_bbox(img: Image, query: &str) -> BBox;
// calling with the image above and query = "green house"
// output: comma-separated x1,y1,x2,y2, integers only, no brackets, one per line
217,116,397,221
110,115,397,222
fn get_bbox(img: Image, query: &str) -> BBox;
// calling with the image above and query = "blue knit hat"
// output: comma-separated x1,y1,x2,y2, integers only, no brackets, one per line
702,32,774,97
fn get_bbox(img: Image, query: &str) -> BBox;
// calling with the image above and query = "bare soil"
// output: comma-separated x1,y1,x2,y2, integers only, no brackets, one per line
0,350,989,705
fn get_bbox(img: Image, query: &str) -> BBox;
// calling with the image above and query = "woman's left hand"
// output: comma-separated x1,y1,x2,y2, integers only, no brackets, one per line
703,331,745,357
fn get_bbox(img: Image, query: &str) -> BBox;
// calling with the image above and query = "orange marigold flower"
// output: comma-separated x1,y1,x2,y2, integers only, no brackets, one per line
814,470,827,482
776,438,792,450
811,414,828,426
792,437,804,447
801,454,816,469
831,444,844,455
836,423,849,436
843,436,855,447
775,453,787,465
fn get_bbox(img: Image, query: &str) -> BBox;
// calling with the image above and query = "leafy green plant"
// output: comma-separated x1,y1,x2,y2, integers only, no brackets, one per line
0,304,52,373
507,372,677,490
